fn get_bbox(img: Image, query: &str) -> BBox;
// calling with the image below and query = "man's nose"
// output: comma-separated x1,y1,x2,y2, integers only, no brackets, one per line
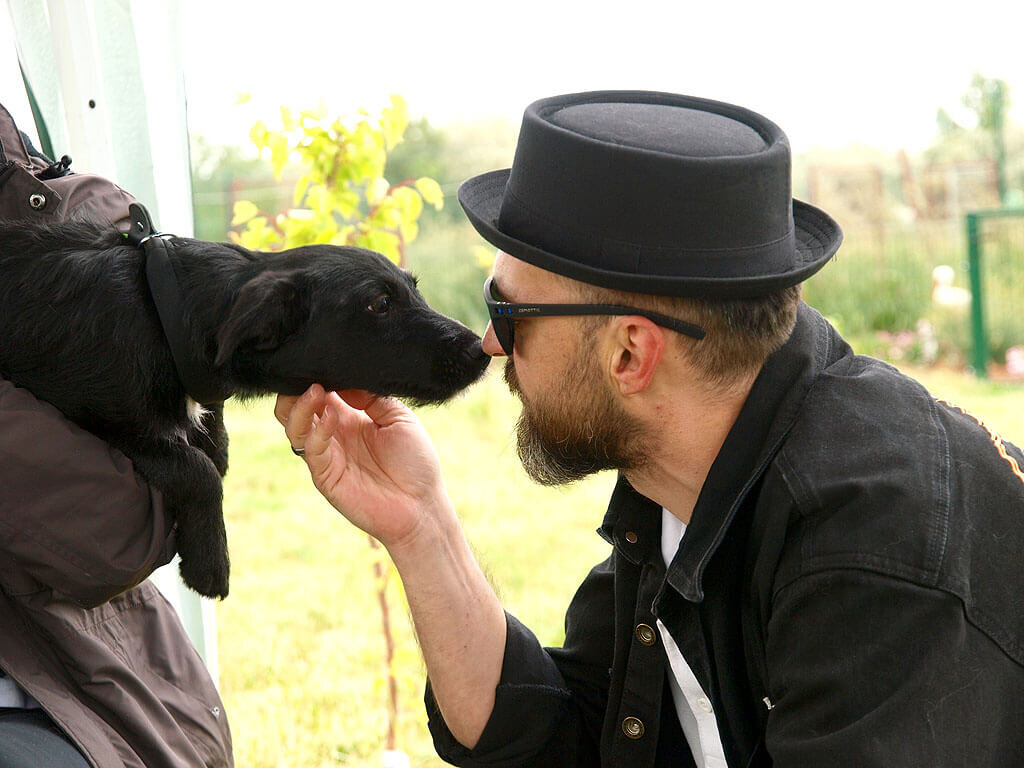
481,322,507,358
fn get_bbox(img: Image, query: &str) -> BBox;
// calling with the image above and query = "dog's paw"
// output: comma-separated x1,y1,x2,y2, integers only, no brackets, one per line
178,556,230,600
211,451,229,478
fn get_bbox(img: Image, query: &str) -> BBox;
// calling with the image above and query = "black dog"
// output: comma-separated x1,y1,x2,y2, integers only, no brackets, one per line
0,219,490,598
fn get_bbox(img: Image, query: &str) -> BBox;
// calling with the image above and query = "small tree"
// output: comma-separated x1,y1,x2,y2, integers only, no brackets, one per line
230,94,442,267
233,96,442,764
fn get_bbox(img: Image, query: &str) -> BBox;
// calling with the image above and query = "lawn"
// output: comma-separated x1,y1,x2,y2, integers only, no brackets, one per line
217,359,1023,768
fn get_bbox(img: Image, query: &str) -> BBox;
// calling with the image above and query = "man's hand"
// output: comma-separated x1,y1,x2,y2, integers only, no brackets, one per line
274,384,446,550
274,383,507,748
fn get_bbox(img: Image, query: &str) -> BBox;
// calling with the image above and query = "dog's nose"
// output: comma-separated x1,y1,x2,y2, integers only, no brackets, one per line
468,338,488,360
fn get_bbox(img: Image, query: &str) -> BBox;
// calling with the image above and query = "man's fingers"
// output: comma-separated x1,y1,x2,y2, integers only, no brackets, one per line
305,401,341,475
281,384,326,450
273,395,299,427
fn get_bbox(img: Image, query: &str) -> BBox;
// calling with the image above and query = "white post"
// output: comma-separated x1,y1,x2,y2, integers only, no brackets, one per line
5,0,217,683
44,0,118,178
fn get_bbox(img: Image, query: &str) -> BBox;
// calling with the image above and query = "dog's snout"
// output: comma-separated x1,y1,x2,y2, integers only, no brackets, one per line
467,338,486,360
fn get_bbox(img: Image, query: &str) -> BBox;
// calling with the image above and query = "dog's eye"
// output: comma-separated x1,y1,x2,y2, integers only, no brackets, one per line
367,294,391,314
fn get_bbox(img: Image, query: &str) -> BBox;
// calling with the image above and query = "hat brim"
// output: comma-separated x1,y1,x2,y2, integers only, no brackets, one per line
459,169,842,299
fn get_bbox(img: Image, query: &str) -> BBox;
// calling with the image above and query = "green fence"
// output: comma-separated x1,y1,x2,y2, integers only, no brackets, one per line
801,213,1023,374
966,208,1024,377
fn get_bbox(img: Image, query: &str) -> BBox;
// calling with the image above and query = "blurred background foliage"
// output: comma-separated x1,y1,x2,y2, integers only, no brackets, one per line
192,74,1024,375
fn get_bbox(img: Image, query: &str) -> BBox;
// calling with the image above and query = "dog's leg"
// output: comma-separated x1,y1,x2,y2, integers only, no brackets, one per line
121,438,230,599
187,401,229,477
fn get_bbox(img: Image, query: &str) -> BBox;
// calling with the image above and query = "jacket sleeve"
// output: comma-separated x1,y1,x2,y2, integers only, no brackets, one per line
763,568,1024,767
0,378,176,607
425,555,617,766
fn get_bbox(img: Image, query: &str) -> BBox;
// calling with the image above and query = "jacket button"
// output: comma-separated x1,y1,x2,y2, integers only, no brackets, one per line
624,531,638,544
621,716,645,739
635,623,656,646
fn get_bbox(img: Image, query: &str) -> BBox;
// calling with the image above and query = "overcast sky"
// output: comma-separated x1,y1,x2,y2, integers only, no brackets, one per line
178,0,1024,154
2,1,1021,157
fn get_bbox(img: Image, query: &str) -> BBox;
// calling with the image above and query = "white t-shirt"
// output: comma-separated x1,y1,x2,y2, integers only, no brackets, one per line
0,672,39,709
659,508,727,768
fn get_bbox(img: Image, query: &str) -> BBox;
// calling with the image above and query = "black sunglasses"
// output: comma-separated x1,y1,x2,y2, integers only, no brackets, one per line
484,276,706,356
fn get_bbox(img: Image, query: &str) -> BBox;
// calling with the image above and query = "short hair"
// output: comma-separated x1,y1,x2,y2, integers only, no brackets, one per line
574,281,802,386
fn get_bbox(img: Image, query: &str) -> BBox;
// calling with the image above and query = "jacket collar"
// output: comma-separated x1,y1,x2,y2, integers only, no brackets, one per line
599,304,848,600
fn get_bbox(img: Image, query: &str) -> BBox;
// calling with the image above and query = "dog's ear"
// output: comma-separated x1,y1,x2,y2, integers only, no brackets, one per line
215,272,305,366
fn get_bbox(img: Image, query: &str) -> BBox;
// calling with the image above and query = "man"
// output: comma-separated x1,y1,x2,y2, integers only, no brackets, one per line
276,91,1024,766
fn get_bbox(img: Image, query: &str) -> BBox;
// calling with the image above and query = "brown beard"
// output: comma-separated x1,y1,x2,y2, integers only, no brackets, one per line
504,350,647,486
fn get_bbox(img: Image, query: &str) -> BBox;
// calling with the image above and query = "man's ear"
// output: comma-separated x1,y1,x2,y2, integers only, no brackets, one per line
215,272,305,366
607,317,666,396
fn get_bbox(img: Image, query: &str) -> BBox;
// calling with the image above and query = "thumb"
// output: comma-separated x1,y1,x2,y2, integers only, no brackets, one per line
338,389,412,429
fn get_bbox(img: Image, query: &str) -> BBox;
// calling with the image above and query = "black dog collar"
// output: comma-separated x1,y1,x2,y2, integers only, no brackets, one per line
127,202,232,406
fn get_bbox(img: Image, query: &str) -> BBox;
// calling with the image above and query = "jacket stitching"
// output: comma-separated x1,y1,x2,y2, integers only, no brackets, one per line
923,392,952,584
504,187,796,254
770,561,1024,667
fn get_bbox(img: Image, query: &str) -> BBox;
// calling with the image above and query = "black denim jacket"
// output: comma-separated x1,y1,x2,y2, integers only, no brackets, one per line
427,305,1024,767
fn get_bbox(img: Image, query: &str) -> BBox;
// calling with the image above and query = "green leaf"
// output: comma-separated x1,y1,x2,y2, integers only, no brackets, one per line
399,218,419,243
300,102,328,122
414,177,444,210
368,201,402,230
231,200,259,226
306,184,329,215
281,106,298,132
331,186,361,218
280,212,328,247
355,229,401,264
239,216,282,251
269,133,290,179
330,225,355,245
380,94,409,150
292,173,312,207
389,185,423,224
238,96,430,261
249,120,268,150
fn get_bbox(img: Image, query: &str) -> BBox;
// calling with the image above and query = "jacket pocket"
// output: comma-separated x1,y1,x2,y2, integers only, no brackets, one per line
28,581,232,767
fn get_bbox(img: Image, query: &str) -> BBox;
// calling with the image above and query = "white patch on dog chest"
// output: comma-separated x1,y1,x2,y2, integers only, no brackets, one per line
187,397,210,431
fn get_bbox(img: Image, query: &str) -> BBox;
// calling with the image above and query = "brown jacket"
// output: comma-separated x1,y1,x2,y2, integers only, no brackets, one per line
0,102,136,230
0,376,233,767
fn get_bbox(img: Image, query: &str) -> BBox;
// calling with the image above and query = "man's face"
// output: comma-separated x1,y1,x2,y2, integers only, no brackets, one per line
483,253,648,485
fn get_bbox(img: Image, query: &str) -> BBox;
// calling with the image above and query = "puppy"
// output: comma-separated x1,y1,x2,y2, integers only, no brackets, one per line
0,219,490,598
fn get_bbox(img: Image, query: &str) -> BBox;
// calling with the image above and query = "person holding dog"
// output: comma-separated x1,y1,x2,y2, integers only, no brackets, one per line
0,377,234,768
0,115,233,768
277,91,1024,766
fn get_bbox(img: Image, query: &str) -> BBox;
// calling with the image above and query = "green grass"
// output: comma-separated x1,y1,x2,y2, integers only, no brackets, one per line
217,370,614,767
217,360,1022,767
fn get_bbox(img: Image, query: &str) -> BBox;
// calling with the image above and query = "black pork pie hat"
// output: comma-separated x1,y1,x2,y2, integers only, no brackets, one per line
459,91,843,298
